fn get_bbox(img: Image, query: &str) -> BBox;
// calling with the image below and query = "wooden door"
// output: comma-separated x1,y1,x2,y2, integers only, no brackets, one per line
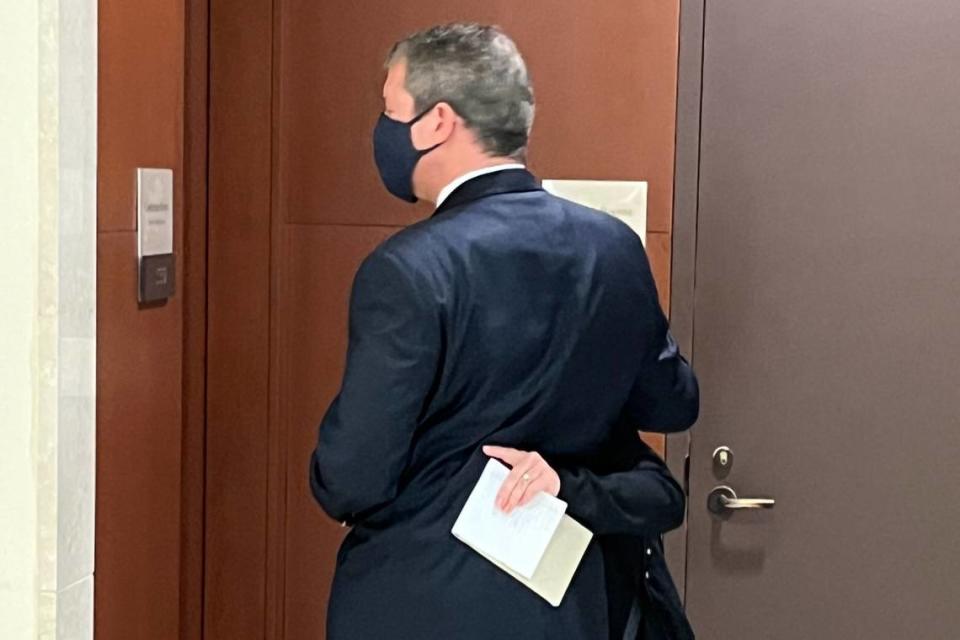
676,1,960,637
200,2,684,637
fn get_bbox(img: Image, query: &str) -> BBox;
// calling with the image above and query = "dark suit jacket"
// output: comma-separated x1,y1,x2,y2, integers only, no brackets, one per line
310,169,698,640
558,426,696,640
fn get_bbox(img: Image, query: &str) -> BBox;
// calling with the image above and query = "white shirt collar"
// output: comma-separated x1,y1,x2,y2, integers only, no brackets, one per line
435,163,526,208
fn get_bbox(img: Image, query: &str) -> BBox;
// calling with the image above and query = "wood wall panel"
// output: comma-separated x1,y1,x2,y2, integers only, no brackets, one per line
512,2,681,234
98,0,184,231
96,0,185,637
280,225,397,640
204,0,275,637
96,231,184,639
279,1,680,233
279,0,496,228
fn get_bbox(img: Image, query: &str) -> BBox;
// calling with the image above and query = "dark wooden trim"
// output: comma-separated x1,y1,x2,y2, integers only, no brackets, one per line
203,0,275,635
180,0,210,638
664,0,706,604
265,0,287,636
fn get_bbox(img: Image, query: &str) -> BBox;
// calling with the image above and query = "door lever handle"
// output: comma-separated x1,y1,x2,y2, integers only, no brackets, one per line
708,485,776,515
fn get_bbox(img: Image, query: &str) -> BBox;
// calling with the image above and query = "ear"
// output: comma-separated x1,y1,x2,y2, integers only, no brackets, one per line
430,101,459,143
411,101,458,150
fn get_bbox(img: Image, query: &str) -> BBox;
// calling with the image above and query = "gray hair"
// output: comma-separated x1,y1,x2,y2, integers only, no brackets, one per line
386,23,535,160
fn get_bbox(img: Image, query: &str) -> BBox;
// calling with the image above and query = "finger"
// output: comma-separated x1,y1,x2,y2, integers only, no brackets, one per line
504,469,541,513
496,455,536,510
483,445,526,466
517,467,562,506
496,463,531,509
503,463,543,513
503,451,551,513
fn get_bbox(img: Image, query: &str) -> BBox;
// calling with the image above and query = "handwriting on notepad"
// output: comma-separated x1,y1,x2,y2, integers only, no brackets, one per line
451,459,567,579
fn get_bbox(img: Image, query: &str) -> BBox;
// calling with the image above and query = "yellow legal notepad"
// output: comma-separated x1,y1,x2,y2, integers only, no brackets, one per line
460,514,594,607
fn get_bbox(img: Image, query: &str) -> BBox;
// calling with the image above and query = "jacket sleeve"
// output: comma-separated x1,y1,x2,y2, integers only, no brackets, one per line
555,432,686,537
624,324,699,433
309,249,441,523
607,231,700,434
623,236,699,433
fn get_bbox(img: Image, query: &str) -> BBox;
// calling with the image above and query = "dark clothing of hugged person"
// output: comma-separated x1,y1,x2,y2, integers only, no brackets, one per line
309,23,699,640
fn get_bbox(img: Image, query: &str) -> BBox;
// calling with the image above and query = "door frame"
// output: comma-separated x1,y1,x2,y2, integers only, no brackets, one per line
180,0,288,637
664,0,705,602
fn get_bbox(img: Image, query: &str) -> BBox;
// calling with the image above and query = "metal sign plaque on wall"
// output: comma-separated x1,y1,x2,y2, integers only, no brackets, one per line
136,168,175,303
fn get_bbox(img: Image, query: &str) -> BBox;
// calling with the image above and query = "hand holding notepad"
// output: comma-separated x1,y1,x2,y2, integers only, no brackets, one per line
452,459,566,578
452,459,593,606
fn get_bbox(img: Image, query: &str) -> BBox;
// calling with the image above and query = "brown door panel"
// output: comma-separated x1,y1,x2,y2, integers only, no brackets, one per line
681,1,960,637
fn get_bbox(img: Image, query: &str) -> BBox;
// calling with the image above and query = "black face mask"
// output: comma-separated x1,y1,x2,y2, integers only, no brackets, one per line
372,107,442,203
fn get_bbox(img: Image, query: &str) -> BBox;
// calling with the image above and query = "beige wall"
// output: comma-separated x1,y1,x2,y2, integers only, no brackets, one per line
0,1,42,635
0,1,97,638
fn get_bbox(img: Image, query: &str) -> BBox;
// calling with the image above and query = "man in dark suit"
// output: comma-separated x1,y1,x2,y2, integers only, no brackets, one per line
309,23,698,640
